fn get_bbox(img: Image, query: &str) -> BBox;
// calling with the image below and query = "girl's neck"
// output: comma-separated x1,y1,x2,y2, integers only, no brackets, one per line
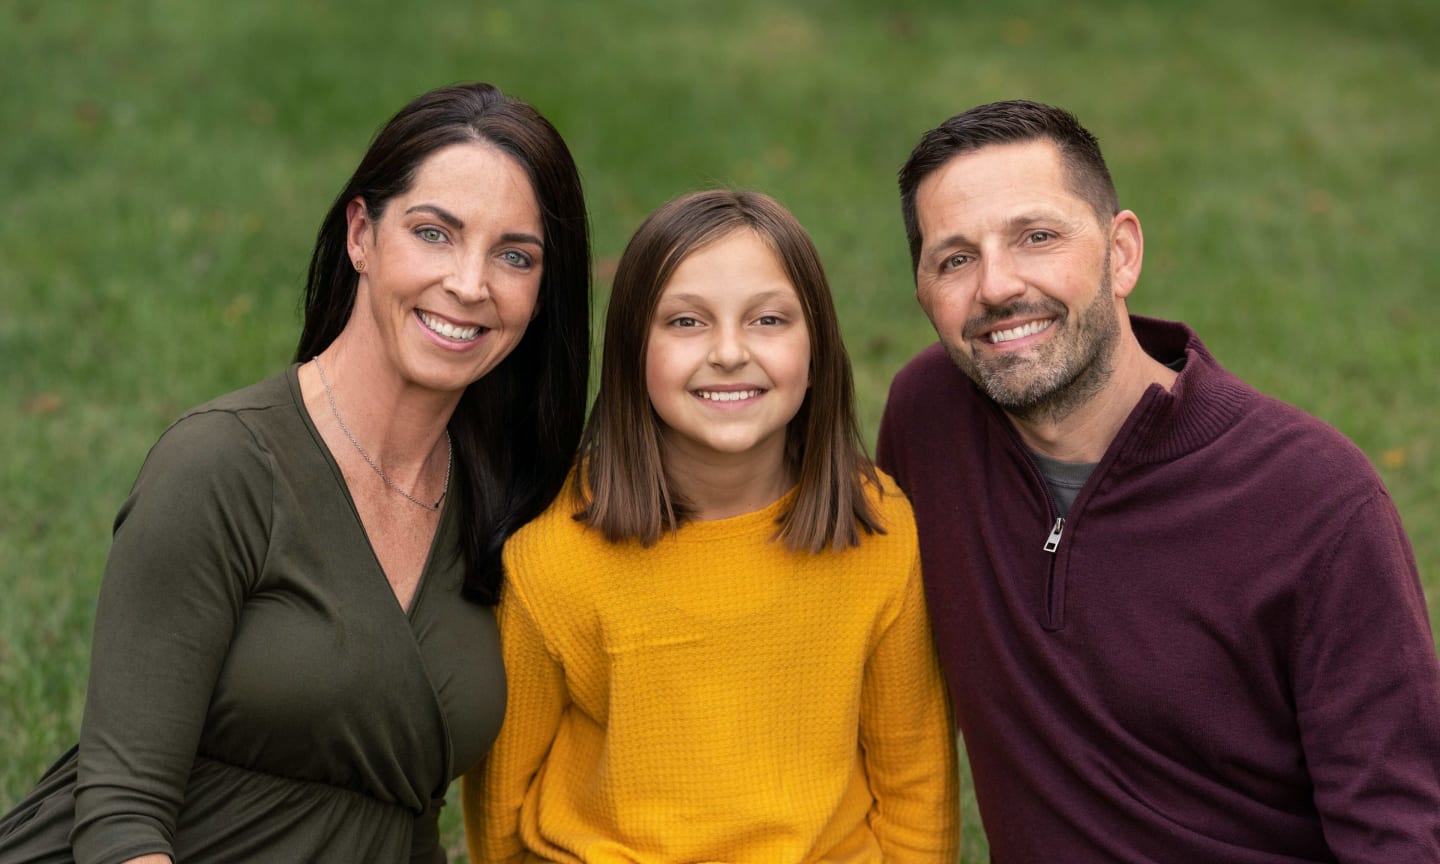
662,436,794,522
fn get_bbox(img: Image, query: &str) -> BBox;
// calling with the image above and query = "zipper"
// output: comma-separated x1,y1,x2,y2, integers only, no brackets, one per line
988,401,1075,631
1043,516,1065,553
1043,516,1066,630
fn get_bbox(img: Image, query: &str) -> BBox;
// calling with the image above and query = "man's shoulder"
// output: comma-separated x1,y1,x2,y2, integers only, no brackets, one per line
885,342,980,421
892,342,961,386
1238,390,1380,486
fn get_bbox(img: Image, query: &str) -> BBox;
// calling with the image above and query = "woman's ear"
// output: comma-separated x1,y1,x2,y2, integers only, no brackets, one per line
345,196,371,273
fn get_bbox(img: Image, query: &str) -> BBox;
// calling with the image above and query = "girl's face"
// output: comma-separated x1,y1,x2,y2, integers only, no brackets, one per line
645,229,811,479
343,142,545,395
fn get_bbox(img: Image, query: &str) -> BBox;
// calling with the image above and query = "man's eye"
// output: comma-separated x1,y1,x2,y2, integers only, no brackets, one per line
943,254,970,271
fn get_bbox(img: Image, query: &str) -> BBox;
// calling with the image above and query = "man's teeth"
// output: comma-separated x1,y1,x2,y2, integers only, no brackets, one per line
420,312,481,341
697,389,761,402
988,319,1053,344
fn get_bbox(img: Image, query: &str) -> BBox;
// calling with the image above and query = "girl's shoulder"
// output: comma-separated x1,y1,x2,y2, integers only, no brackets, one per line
862,466,917,538
503,467,602,561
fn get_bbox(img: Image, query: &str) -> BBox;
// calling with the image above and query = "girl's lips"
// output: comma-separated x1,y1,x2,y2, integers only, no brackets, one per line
693,388,764,403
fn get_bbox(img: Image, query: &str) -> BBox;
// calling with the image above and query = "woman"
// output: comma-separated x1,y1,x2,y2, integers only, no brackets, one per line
0,82,590,864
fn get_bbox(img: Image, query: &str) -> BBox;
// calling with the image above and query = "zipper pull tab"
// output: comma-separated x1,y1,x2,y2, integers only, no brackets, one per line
1043,517,1065,553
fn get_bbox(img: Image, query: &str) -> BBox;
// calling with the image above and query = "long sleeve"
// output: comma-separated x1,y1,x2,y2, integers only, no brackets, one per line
71,411,272,864
462,470,957,862
1292,490,1440,862
463,579,567,864
859,547,960,862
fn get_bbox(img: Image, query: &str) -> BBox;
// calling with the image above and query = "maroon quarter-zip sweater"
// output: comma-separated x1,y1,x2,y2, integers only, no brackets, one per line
878,316,1440,863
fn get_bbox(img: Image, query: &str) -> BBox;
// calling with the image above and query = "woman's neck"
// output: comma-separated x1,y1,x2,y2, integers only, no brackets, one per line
301,334,457,474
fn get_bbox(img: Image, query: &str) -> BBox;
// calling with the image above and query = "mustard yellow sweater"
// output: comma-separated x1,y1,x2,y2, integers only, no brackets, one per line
463,471,959,863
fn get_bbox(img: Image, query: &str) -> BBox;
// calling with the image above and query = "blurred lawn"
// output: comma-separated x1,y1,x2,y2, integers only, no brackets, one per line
1,0,1436,860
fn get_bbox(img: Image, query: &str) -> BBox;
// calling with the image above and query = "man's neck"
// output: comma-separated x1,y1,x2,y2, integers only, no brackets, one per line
1010,337,1178,463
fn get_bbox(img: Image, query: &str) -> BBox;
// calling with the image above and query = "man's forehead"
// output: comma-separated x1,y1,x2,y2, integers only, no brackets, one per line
916,141,1087,234
919,141,1066,202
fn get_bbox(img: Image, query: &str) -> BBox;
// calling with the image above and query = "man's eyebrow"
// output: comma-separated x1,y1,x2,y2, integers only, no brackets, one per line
924,211,1074,256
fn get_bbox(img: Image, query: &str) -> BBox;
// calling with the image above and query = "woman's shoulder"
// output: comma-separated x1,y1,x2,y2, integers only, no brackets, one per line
182,367,294,416
135,369,298,500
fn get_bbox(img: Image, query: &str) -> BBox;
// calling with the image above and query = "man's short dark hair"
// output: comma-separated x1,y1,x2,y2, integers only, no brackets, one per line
898,100,1119,273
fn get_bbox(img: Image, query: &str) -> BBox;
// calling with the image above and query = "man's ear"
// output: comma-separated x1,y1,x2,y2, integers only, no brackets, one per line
1109,210,1144,300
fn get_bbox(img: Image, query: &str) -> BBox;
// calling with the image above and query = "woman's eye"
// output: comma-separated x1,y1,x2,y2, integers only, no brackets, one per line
501,250,534,268
416,227,446,243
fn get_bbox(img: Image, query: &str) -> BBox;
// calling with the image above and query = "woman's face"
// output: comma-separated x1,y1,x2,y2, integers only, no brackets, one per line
344,142,544,395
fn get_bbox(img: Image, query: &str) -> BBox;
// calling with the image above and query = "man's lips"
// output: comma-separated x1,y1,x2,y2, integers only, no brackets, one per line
982,317,1056,345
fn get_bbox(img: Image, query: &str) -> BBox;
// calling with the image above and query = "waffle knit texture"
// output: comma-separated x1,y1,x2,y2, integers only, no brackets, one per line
463,470,959,863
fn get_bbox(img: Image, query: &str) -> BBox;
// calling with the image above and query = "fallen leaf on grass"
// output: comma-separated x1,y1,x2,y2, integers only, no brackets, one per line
22,392,62,415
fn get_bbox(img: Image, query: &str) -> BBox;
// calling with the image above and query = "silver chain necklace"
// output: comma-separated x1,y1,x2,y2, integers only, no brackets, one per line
314,355,451,512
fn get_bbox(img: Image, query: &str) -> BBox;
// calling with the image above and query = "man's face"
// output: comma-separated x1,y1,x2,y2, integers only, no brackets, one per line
913,139,1123,423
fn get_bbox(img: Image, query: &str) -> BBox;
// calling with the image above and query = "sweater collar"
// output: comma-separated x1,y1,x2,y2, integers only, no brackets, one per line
1119,316,1256,464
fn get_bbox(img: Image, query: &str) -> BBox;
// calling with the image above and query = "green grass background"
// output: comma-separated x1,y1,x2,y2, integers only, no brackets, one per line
2,0,1436,859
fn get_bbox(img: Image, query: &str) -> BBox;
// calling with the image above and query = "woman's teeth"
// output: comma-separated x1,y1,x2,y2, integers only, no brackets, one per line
420,311,481,341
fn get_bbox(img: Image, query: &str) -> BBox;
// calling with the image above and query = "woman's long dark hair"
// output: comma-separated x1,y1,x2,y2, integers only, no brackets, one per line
295,82,591,604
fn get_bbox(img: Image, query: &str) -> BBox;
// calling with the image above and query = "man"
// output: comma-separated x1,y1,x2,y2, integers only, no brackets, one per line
876,100,1440,862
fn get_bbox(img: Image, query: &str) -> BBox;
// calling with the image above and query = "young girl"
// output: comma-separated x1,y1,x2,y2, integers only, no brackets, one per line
463,190,958,862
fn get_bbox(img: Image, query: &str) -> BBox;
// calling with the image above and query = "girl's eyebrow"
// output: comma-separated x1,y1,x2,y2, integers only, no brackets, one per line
658,289,794,306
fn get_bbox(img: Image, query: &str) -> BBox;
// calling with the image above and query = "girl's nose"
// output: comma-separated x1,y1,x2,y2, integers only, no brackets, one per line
707,324,748,370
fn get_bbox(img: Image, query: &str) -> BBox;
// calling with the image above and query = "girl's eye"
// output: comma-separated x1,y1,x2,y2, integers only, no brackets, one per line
669,316,701,328
501,250,533,268
755,315,783,326
416,227,446,243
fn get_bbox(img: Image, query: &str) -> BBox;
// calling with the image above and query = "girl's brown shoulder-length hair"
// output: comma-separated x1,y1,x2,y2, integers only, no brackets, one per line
576,188,884,551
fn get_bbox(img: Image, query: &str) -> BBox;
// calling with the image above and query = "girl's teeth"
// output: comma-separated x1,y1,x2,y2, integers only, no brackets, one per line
697,389,760,402
420,312,481,341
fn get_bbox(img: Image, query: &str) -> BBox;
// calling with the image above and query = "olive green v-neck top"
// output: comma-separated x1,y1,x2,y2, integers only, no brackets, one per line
3,366,504,864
